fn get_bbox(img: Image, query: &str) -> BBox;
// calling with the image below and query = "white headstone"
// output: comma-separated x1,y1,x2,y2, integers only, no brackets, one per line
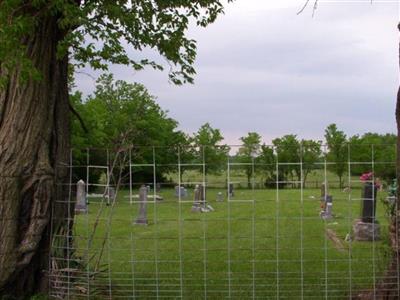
191,185,202,212
217,192,224,202
75,180,87,213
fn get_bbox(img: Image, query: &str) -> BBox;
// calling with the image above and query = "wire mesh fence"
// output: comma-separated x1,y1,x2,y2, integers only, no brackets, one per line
49,143,399,299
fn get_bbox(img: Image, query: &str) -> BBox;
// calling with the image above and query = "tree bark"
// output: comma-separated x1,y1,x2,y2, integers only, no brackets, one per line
0,13,70,298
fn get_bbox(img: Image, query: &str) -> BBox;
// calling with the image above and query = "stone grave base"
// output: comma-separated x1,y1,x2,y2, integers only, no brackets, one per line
191,203,214,213
155,195,163,201
201,205,214,213
353,219,380,241
75,205,87,214
191,206,202,212
134,219,148,225
386,196,396,205
319,211,332,220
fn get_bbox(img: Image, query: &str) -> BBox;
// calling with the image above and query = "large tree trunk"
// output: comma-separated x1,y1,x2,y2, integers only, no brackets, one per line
0,13,70,298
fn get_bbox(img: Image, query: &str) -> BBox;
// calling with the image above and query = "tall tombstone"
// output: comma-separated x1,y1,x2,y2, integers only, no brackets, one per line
320,182,327,200
75,180,87,213
191,184,203,212
228,183,234,197
199,184,205,207
361,182,378,223
320,196,333,220
192,184,213,212
156,183,161,193
320,182,327,210
134,185,148,225
353,181,380,241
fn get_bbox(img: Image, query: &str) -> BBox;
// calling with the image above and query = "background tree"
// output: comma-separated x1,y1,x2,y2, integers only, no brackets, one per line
301,139,322,186
0,1,230,296
71,74,189,186
191,123,229,176
258,144,277,188
237,132,262,188
348,133,396,183
272,135,301,187
324,124,348,188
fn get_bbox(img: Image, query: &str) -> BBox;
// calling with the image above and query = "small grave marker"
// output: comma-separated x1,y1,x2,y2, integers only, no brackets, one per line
217,192,224,202
175,186,187,198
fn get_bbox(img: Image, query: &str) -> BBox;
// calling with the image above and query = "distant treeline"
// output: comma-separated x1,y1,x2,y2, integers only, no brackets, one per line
71,76,395,188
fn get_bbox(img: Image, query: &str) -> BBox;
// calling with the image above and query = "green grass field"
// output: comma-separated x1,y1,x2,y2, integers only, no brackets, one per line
70,187,391,299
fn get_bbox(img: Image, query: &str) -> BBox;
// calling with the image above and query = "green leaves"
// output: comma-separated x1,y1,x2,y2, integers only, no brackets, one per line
0,0,231,87
324,124,348,187
191,123,230,174
72,0,227,84
71,73,183,150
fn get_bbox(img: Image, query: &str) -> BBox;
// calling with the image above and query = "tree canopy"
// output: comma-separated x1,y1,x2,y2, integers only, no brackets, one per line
0,0,232,86
237,132,262,188
324,123,348,188
71,74,189,183
191,122,229,175
72,73,184,149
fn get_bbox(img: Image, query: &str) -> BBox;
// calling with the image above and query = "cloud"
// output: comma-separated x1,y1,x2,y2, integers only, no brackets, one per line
74,0,399,145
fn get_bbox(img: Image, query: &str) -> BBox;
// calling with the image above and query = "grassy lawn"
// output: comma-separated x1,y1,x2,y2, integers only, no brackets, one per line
70,186,392,299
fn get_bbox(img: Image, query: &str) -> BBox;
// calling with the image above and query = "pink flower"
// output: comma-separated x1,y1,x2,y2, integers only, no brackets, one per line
360,172,373,182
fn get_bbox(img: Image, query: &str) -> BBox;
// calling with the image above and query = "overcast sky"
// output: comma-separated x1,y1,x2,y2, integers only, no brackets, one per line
75,0,399,145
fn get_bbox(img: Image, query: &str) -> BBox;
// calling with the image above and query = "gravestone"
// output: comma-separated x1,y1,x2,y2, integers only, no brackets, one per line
146,185,151,193
182,187,187,198
353,181,380,241
320,196,333,220
319,183,333,220
175,185,179,197
191,184,213,212
228,183,234,197
191,185,203,212
134,185,148,225
75,180,87,213
104,186,115,206
361,182,378,223
387,179,397,205
216,192,224,202
156,183,161,192
175,186,187,198
320,182,327,201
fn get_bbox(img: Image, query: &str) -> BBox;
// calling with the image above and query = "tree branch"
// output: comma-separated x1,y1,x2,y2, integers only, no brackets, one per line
297,0,318,16
69,101,88,133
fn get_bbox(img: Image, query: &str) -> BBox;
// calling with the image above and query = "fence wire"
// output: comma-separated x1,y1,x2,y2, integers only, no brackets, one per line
49,144,398,299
